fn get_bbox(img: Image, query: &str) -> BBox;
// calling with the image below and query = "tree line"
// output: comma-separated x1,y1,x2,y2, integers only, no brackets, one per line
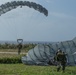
0,42,36,50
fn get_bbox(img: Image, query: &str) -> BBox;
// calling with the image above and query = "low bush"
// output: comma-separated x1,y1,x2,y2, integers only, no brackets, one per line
0,57,22,64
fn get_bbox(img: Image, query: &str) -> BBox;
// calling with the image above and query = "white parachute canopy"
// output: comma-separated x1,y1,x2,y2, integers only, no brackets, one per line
22,37,76,66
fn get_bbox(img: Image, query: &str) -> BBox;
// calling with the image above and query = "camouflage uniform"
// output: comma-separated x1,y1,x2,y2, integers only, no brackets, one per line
17,43,22,55
56,50,67,72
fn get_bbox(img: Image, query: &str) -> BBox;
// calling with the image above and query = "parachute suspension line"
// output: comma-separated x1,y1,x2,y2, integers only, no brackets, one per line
24,4,44,28
9,8,31,40
1,18,16,40
34,12,45,28
23,9,37,29
37,15,48,29
29,11,40,26
6,19,13,37
13,17,21,40
0,1,48,41
6,17,18,40
0,18,9,38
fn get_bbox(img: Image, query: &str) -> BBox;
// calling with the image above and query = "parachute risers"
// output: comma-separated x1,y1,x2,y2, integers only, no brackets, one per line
17,39,23,44
0,1,48,16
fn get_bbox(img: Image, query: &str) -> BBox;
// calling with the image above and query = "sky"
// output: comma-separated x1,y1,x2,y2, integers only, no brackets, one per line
0,0,76,42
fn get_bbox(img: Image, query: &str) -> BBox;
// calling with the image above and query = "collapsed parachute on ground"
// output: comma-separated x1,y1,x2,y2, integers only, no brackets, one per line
22,37,76,66
0,1,48,16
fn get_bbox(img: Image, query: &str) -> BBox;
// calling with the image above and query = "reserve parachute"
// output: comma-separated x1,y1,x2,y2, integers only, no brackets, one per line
0,1,48,16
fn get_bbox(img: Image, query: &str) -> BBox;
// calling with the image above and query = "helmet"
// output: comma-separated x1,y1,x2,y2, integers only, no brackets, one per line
58,48,62,52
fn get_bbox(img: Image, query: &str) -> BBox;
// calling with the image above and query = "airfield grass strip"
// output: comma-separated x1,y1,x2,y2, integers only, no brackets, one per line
0,64,76,75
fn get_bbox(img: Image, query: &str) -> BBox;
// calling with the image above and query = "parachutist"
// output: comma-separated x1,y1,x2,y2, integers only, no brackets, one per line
17,43,22,55
17,39,23,55
54,49,67,72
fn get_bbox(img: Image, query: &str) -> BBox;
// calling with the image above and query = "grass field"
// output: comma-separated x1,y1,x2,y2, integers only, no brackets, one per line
0,49,26,52
0,49,76,75
0,49,26,58
0,64,76,75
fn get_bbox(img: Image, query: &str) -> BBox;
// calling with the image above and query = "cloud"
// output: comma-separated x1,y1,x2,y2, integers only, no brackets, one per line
45,0,50,3
45,0,53,3
50,12,75,19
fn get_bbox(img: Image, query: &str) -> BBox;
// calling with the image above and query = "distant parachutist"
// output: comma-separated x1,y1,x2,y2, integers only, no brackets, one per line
17,39,23,55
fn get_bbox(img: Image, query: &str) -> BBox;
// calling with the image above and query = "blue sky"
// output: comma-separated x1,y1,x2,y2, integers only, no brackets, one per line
0,0,76,42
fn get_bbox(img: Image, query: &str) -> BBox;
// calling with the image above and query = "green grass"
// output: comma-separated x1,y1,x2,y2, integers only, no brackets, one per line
0,49,76,75
0,64,76,75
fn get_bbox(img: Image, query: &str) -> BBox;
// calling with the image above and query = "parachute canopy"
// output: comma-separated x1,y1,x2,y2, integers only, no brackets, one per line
22,37,76,66
0,1,48,16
